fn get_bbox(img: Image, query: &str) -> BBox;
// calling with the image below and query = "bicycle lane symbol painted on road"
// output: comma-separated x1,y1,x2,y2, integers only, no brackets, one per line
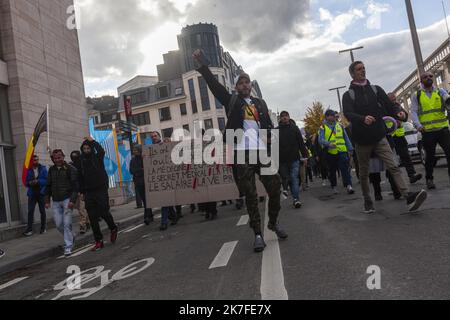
51,258,155,300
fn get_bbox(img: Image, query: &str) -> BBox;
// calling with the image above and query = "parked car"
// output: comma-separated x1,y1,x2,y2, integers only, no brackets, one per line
404,122,447,166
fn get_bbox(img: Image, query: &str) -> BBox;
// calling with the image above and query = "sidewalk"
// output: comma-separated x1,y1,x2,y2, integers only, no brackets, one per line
0,202,151,276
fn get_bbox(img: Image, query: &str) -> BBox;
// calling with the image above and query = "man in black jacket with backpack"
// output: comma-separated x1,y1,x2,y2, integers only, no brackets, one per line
193,49,287,253
343,61,427,214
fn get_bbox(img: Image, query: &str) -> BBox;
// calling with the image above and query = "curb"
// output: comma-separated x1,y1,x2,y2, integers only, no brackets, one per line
0,212,147,277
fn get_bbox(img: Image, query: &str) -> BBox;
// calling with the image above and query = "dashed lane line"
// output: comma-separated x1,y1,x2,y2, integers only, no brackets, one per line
209,241,239,269
0,277,29,291
124,224,145,233
237,215,249,226
261,198,288,300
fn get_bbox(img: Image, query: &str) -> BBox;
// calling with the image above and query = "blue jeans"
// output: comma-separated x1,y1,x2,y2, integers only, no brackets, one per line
280,161,300,200
52,199,74,250
161,207,175,225
326,152,352,188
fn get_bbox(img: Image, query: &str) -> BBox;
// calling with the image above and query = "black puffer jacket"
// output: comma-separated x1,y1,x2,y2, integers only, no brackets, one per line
343,81,402,146
45,163,78,203
80,140,109,191
130,155,144,186
277,120,308,164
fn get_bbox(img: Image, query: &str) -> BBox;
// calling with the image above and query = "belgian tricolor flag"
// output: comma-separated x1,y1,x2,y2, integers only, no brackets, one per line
22,109,47,185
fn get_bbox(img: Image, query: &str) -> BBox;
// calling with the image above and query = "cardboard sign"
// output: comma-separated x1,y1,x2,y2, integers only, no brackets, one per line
143,142,267,208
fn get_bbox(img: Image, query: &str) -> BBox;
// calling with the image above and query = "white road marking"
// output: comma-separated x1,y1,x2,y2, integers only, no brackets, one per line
209,241,239,269
124,224,144,233
57,244,92,259
261,198,288,300
69,245,94,258
0,277,29,291
237,215,249,226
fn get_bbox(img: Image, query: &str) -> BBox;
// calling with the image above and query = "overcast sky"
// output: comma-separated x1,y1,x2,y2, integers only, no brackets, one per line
75,0,450,121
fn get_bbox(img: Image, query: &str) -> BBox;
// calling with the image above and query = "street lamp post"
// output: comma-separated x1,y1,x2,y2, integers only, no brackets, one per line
405,0,425,76
339,46,364,63
329,86,347,113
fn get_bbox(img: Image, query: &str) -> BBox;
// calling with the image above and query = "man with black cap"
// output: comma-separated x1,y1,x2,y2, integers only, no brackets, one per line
79,137,118,251
277,111,309,208
193,49,287,253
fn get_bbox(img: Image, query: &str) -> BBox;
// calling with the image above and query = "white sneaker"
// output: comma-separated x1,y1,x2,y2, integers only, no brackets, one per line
347,186,355,195
282,190,289,200
64,248,72,257
322,180,327,187
332,187,339,195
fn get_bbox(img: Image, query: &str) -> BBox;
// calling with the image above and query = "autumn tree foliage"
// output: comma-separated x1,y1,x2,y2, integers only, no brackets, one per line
303,101,326,137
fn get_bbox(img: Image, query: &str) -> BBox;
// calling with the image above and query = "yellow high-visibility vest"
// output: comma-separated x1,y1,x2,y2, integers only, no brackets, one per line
386,121,406,138
323,123,347,155
418,90,449,131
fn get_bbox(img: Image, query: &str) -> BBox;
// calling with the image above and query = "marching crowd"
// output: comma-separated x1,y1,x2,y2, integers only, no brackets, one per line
2,54,450,259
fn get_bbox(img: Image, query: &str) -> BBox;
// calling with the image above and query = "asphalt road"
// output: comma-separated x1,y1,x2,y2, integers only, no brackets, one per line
0,166,449,300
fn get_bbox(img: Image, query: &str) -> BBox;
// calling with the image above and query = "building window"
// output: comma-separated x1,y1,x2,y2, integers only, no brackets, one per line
130,112,150,126
157,86,169,99
204,119,214,130
162,128,173,139
218,117,226,131
175,87,183,96
183,124,190,135
159,107,172,122
188,79,198,114
198,77,210,111
130,91,147,105
94,116,100,125
436,74,443,86
101,113,117,124
180,103,187,116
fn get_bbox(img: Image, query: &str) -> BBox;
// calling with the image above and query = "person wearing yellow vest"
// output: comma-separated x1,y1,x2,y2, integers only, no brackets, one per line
410,72,450,190
318,110,355,195
387,93,422,184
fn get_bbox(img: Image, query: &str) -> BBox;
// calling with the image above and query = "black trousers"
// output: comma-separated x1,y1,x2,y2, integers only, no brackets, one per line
85,187,117,242
135,187,143,207
393,136,416,177
422,128,450,180
203,202,217,215
27,194,46,231
369,172,400,197
135,182,153,220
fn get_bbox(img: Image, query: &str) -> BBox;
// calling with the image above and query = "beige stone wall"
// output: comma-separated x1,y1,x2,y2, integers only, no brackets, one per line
0,0,88,221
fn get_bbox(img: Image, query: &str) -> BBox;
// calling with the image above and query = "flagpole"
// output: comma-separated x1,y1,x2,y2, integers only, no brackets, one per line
46,104,50,149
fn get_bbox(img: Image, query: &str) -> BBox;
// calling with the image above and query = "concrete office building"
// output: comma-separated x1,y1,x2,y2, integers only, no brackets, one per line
0,0,88,234
118,23,266,140
88,96,119,131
